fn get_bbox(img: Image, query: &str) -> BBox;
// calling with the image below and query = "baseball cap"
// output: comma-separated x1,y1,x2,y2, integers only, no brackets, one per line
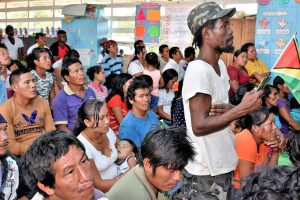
35,32,46,40
99,38,108,45
187,1,236,35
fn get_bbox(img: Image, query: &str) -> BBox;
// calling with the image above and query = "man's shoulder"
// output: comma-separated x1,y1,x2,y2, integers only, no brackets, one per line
0,98,15,113
53,88,68,102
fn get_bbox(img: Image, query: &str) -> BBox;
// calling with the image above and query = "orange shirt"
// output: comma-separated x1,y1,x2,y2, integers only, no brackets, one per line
107,94,128,133
234,129,269,189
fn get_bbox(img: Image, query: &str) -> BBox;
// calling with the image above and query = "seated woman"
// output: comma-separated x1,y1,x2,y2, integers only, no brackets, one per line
234,107,279,189
158,69,178,125
227,49,251,99
273,76,300,136
106,73,133,134
127,46,147,77
74,99,119,192
87,65,108,102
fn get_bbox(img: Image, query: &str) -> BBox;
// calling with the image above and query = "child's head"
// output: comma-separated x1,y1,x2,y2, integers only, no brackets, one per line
26,47,51,71
162,69,178,89
286,130,300,166
86,65,105,83
117,139,138,161
145,52,160,70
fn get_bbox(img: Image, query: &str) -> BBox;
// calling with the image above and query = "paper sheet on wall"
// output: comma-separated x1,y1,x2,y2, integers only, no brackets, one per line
76,49,91,67
164,4,193,46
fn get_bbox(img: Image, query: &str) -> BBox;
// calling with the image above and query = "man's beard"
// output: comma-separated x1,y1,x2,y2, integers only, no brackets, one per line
215,45,234,54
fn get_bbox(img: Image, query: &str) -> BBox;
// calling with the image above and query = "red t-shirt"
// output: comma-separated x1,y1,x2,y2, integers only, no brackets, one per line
234,129,269,189
58,45,69,59
107,94,129,133
227,65,250,97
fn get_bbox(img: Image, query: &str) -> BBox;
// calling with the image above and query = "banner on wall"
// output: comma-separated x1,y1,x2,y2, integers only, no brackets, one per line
255,0,300,69
164,4,193,46
135,3,160,43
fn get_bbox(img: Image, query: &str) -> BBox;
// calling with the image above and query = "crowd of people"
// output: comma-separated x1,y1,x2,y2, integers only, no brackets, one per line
0,1,300,200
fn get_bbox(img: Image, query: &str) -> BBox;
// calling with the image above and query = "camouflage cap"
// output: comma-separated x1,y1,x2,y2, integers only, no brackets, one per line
187,1,236,35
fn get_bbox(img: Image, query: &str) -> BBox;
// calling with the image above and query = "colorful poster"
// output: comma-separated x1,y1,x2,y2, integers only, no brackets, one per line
255,1,300,69
135,3,160,43
164,4,193,46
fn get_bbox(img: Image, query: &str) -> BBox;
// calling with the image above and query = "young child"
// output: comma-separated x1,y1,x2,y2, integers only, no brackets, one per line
116,139,138,174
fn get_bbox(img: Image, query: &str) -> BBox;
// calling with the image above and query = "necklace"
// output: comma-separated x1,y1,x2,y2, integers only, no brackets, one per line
83,131,104,145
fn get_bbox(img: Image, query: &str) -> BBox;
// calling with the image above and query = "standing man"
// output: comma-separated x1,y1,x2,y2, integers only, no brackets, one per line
27,32,49,55
50,30,71,62
1,25,24,61
53,57,96,133
0,68,55,156
182,2,263,199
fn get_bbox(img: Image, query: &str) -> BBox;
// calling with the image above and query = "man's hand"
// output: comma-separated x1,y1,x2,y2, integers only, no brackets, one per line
238,90,263,113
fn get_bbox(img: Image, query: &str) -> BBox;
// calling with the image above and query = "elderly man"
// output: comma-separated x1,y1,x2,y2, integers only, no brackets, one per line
22,130,107,200
108,127,195,200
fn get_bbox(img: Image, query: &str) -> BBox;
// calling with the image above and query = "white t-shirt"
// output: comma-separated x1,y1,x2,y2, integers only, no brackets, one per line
163,59,185,81
77,129,119,179
52,58,62,69
127,60,144,76
27,43,50,55
158,88,174,116
182,59,238,176
1,37,24,60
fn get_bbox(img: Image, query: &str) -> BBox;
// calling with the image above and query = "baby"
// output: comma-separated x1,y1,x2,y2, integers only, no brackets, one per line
116,139,138,174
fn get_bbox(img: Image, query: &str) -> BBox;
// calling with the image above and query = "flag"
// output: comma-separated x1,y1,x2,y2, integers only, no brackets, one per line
272,33,300,103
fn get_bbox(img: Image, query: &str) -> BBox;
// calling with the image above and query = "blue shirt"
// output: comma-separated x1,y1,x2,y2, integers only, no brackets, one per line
53,84,96,130
101,54,124,77
119,110,159,148
291,109,300,124
0,80,7,105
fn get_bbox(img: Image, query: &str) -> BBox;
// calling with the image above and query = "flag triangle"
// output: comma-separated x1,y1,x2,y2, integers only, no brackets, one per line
273,38,300,69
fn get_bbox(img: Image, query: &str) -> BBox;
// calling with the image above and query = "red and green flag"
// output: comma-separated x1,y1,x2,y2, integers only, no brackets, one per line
271,33,300,103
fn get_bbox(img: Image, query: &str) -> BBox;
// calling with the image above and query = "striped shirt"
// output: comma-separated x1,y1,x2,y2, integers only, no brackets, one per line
101,54,124,77
88,81,108,102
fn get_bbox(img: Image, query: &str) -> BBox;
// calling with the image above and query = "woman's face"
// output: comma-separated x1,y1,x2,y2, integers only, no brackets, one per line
95,105,110,134
266,88,279,107
234,52,248,68
167,76,178,90
94,68,105,83
253,113,277,143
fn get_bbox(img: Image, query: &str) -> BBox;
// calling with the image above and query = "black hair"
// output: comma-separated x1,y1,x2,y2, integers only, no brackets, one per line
286,130,300,166
290,97,300,109
22,130,86,197
162,69,178,88
171,79,184,124
57,30,66,35
273,76,285,91
73,99,105,136
262,84,279,115
184,46,195,58
192,19,218,49
169,47,179,59
119,138,138,155
145,52,160,70
241,42,255,52
86,65,103,81
66,49,80,59
237,107,270,130
134,74,153,88
104,73,118,91
126,78,150,109
134,40,144,49
236,165,300,200
131,46,145,62
0,43,8,50
230,83,256,105
138,127,195,175
159,44,168,54
61,57,82,82
106,73,132,103
9,68,31,85
26,47,51,70
5,25,13,33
